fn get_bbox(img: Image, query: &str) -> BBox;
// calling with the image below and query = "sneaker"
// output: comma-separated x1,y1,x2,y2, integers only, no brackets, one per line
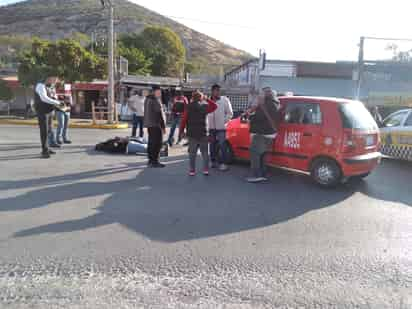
49,143,61,148
189,170,196,176
63,140,72,144
211,162,219,169
56,139,63,145
48,149,56,155
247,177,268,183
219,164,229,172
203,170,209,176
150,162,166,168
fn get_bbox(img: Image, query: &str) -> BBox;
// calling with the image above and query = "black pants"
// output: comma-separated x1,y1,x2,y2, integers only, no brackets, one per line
147,127,163,164
37,111,52,152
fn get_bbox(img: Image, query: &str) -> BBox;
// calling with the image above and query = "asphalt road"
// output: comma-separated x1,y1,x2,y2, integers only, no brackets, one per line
0,124,411,309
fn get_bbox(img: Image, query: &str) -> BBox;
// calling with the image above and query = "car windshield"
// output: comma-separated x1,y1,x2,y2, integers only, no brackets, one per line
339,101,377,130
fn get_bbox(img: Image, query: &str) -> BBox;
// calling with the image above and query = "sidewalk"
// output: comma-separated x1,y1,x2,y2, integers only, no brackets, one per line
0,117,129,130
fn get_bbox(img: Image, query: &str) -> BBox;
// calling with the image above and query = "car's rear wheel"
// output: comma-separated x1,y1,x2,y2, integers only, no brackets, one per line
311,158,342,188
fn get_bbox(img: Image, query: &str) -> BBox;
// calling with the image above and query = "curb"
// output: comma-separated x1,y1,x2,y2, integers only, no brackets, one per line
0,119,129,130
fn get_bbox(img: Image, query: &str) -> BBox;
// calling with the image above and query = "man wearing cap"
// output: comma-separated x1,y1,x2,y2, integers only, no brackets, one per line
144,85,166,168
207,84,233,171
246,87,281,183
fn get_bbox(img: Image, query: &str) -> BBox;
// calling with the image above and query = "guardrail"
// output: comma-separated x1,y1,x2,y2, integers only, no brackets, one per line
0,101,11,116
91,101,118,125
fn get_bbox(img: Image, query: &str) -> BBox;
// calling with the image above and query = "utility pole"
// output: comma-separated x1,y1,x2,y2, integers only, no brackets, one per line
355,36,364,100
254,49,266,94
107,2,115,123
100,0,115,123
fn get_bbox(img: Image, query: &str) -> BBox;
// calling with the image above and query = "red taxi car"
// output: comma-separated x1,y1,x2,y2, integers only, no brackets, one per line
225,96,381,187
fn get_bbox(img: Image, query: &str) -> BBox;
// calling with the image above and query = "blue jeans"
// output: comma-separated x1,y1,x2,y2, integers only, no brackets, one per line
168,114,181,144
56,111,70,142
209,129,227,164
48,112,56,145
132,114,144,138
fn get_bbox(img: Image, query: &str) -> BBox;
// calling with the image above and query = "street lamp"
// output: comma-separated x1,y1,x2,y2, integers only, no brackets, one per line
100,0,115,123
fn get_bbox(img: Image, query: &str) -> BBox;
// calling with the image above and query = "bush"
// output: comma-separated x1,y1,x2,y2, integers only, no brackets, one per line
0,79,14,102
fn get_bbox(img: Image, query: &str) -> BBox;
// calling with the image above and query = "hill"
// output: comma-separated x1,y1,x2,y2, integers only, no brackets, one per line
0,0,251,71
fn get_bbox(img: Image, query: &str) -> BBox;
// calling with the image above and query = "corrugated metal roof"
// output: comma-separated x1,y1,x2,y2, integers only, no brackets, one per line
121,75,180,87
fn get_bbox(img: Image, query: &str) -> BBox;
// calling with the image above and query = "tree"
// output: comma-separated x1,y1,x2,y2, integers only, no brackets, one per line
137,26,186,76
117,41,152,75
0,79,14,102
18,38,106,87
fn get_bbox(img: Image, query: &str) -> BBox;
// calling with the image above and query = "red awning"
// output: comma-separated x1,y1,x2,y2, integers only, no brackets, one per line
73,82,108,91
1,77,20,89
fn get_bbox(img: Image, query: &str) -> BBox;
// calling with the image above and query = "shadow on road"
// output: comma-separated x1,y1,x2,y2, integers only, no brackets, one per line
0,144,92,161
3,155,411,243
2,155,355,242
358,158,412,207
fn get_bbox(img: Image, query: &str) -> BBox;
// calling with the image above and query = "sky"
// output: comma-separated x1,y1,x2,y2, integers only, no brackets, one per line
1,0,412,62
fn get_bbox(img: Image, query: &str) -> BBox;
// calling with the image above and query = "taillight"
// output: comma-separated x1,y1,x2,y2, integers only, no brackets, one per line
342,132,356,153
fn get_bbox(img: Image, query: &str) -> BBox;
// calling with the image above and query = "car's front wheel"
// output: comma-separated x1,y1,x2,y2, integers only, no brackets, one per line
310,158,342,188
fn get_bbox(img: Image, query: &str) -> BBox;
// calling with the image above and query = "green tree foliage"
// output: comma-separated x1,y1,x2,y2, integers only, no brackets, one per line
117,41,152,75
116,27,186,76
0,79,14,102
18,38,106,87
137,26,186,77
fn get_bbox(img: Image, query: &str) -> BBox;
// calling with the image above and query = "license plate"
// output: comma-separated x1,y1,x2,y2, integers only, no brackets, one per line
365,135,374,146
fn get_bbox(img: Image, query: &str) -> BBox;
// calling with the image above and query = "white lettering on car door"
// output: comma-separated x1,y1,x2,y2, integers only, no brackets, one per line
284,132,301,149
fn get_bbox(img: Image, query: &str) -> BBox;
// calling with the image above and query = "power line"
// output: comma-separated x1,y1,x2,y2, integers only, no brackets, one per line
165,15,255,30
363,36,412,42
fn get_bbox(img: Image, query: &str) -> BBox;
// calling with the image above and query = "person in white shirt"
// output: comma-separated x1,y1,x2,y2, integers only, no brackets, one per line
207,84,233,171
128,89,146,138
33,77,64,158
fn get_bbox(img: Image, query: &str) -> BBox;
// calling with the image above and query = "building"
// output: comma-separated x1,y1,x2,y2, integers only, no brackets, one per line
0,76,32,115
224,59,412,111
225,59,356,98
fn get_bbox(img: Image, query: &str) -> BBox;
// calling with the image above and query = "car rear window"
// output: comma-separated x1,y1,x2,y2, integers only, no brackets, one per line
339,101,377,130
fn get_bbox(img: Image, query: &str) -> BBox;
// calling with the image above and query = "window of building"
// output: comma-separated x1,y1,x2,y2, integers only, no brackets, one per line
284,102,322,125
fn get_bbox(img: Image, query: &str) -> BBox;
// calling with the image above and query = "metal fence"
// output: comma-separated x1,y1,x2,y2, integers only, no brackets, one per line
0,101,11,116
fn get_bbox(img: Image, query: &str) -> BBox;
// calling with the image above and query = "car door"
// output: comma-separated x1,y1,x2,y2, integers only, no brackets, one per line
395,111,412,160
380,110,411,158
271,101,323,171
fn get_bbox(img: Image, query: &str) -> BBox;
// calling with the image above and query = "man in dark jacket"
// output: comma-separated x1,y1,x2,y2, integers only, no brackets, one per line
179,90,217,176
34,77,65,158
246,87,280,183
144,85,166,168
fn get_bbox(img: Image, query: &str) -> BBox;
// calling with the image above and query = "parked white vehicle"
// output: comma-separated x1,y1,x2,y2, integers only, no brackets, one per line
380,109,412,161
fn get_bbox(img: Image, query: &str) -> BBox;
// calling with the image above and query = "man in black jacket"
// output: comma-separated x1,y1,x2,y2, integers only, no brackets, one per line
246,87,280,183
144,85,166,168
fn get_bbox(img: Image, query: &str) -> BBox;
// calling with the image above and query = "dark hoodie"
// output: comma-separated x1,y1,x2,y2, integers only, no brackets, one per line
249,97,280,135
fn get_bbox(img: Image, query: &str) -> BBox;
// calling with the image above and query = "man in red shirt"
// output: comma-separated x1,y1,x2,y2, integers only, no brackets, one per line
167,89,188,146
